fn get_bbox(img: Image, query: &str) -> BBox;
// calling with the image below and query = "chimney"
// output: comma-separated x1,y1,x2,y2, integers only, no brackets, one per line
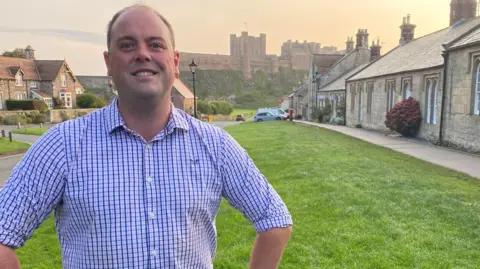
370,39,382,61
25,45,35,60
399,14,416,45
346,37,354,53
356,29,369,49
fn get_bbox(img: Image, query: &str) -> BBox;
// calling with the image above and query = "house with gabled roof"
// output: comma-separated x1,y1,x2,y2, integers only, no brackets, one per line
0,45,83,110
345,2,480,153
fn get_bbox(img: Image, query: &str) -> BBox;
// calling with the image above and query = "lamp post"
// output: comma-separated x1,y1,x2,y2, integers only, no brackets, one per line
189,59,198,118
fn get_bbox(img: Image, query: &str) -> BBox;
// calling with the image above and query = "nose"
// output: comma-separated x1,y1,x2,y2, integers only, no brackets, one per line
135,44,152,62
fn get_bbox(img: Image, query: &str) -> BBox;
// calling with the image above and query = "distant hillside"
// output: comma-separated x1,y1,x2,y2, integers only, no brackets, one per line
179,67,307,108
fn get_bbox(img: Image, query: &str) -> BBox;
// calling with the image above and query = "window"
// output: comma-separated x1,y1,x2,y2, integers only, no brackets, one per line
425,78,438,124
60,92,72,108
386,80,396,111
366,82,374,114
16,93,26,100
15,73,23,86
403,80,411,99
30,81,37,88
0,94,3,109
350,84,356,112
474,63,480,115
45,98,53,108
61,74,67,87
358,83,364,121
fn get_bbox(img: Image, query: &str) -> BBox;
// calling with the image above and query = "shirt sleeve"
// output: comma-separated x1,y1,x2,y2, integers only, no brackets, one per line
0,126,67,248
219,130,293,233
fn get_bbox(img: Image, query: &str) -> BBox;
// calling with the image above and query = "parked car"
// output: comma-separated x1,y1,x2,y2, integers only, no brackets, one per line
254,112,284,122
257,107,289,120
235,114,246,121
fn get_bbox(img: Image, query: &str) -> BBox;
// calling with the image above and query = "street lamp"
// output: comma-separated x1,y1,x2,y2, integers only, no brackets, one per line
189,59,198,118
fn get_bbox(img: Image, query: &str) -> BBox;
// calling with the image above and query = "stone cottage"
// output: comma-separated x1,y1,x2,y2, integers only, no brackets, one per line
345,2,480,153
0,45,83,110
171,79,196,114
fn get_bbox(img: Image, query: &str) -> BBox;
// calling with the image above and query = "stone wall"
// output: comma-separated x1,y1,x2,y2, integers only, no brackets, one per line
47,108,97,123
442,46,480,153
346,66,443,142
0,110,39,118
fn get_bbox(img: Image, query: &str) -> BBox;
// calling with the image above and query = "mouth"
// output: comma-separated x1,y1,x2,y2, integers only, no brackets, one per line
131,69,159,77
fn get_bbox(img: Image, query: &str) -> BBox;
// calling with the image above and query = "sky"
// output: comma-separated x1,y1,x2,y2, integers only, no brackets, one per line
0,0,453,76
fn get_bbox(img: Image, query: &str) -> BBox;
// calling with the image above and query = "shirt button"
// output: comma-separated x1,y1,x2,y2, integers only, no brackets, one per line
149,212,155,219
146,177,153,183
146,143,152,149
151,250,157,256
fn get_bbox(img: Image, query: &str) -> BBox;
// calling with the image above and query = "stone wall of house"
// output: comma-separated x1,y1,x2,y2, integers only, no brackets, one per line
346,66,443,142
47,108,97,123
52,64,77,107
442,46,480,153
3,80,28,102
0,80,9,110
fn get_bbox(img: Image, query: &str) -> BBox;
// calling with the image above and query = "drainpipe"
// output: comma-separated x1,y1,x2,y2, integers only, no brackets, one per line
439,49,449,145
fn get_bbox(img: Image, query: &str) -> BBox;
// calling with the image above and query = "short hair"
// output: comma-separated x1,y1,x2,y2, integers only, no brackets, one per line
106,4,175,50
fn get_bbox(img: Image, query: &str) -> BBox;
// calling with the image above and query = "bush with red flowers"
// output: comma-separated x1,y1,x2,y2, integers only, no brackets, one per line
385,97,422,137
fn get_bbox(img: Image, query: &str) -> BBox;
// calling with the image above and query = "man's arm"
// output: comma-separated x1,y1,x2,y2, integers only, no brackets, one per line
0,245,20,269
218,130,294,267
249,227,292,269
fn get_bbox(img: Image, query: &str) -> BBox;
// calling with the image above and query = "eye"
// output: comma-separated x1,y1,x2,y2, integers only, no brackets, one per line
120,42,135,50
150,43,165,50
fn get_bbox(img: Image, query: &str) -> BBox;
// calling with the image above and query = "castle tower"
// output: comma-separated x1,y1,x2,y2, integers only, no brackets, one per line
242,54,251,80
346,37,354,53
399,14,416,45
450,0,477,26
356,29,369,49
25,45,35,59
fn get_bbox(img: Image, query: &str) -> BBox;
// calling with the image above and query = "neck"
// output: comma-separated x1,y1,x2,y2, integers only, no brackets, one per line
117,95,171,142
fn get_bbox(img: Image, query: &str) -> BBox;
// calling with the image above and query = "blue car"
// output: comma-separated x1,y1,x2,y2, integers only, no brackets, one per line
254,112,284,122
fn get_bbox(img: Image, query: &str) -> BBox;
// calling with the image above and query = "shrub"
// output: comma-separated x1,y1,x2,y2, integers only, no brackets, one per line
76,112,88,118
3,115,27,125
32,114,46,124
210,101,233,115
0,116,3,125
385,97,422,137
60,111,71,122
53,97,65,109
76,93,106,108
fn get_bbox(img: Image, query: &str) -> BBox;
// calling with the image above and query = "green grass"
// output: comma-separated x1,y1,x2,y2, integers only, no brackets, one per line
15,122,480,268
230,109,257,120
11,128,48,136
0,138,30,154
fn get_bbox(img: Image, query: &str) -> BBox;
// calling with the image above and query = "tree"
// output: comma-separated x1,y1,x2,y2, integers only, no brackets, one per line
2,48,26,58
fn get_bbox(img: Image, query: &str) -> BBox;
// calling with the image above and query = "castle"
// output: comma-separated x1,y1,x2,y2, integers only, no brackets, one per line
178,32,344,80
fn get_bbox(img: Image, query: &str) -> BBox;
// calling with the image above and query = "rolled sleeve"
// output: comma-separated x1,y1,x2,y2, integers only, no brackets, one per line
0,127,67,248
219,130,293,233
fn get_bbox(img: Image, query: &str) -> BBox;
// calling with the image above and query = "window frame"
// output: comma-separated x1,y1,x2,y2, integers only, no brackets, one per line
474,61,480,115
350,83,356,113
60,92,72,108
385,79,396,112
366,81,374,114
425,78,438,124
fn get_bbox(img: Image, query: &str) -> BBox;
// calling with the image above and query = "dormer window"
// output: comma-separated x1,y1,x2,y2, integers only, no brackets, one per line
15,73,23,86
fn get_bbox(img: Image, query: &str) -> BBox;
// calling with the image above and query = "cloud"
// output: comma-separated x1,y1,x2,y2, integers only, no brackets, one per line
0,27,106,46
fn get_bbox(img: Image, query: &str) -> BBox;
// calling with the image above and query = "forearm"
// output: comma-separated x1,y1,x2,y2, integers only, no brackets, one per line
0,244,20,269
249,226,292,269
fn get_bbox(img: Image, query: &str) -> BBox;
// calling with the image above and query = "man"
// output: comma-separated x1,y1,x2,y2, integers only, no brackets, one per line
0,4,292,269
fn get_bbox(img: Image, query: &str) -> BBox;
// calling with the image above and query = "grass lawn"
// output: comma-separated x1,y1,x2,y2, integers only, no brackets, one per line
11,128,48,136
0,138,30,154
15,122,480,268
230,109,257,120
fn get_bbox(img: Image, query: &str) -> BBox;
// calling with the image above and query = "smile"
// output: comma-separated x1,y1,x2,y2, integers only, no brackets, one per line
132,71,159,76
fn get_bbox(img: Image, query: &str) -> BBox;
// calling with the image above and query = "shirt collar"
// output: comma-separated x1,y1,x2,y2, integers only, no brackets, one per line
104,97,190,135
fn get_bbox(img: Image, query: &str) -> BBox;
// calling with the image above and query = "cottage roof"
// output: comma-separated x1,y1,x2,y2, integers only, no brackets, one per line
319,63,370,92
349,16,480,81
0,56,40,80
35,60,65,81
449,25,480,49
173,79,195,99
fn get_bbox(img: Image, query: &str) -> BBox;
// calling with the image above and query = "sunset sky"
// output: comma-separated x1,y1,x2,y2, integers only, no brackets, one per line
0,0,453,76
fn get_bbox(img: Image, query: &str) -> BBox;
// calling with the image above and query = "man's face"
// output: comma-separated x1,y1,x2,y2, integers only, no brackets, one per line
104,8,179,102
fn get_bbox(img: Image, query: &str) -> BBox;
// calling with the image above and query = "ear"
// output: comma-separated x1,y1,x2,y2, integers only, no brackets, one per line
174,50,180,78
103,51,111,76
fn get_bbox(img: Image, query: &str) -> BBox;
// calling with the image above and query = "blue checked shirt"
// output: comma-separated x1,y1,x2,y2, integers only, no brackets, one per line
0,99,292,268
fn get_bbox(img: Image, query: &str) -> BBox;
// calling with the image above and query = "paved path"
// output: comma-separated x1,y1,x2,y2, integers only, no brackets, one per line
295,120,480,179
0,121,242,187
